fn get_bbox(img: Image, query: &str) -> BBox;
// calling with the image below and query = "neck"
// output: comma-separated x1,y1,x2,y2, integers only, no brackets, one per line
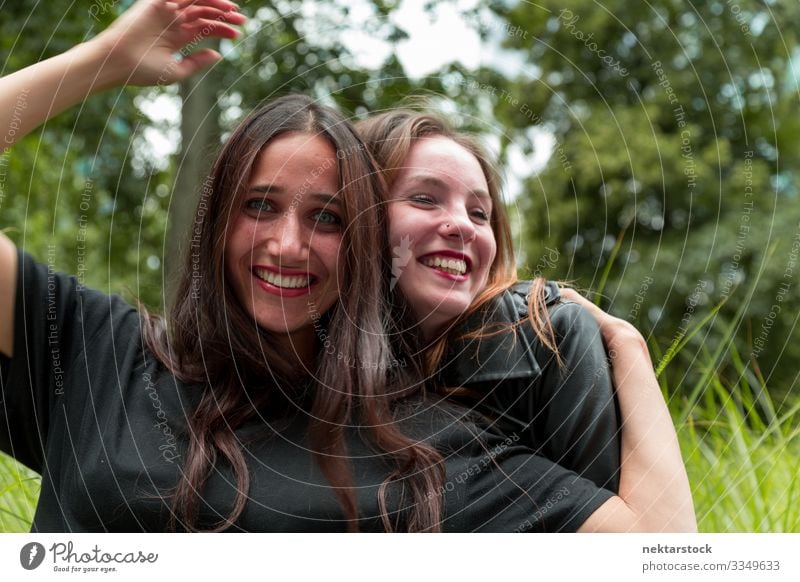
275,327,318,373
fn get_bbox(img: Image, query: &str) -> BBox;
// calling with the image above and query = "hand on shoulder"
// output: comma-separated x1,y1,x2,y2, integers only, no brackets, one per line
559,287,648,354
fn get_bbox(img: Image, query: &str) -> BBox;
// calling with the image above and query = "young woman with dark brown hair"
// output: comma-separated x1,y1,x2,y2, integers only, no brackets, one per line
0,0,449,532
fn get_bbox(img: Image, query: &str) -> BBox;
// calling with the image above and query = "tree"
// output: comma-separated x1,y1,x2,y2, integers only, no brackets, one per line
479,0,800,399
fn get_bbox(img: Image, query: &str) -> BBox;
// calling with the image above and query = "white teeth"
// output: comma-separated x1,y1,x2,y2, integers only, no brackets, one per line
253,268,310,289
422,256,468,276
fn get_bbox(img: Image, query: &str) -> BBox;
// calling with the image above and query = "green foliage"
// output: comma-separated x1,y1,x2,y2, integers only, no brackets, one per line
677,338,800,532
487,0,800,392
0,453,38,532
2,1,172,309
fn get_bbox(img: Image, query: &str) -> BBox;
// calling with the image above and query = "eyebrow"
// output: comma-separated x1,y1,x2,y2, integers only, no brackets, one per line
405,174,491,200
311,193,342,206
249,184,341,206
249,184,281,194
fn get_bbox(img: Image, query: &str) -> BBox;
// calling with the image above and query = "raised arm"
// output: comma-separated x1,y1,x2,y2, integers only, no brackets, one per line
0,0,243,149
0,0,245,357
559,289,696,532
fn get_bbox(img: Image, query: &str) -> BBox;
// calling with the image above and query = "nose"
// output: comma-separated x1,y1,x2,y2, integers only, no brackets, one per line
265,211,309,263
439,207,476,243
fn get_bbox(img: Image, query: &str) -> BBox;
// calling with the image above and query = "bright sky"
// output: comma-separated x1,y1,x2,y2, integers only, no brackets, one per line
140,0,553,197
337,0,552,198
389,0,485,76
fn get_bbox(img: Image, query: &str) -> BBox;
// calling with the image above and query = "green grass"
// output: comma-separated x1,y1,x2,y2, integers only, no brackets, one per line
0,453,39,532
671,340,800,532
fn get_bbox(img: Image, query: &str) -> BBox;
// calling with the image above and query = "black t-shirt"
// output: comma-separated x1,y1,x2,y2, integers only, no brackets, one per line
0,249,614,532
440,281,621,493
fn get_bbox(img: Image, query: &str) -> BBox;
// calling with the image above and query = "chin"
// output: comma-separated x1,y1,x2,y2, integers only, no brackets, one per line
436,289,473,313
416,298,471,331
242,299,306,332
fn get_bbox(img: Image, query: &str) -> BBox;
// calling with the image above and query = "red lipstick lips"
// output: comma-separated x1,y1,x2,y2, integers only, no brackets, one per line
252,265,316,297
418,250,471,282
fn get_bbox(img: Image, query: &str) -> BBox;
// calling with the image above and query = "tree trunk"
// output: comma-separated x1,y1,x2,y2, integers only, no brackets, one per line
166,42,219,302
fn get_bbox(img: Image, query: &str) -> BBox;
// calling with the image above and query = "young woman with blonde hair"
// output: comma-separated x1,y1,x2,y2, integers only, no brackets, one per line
358,110,696,531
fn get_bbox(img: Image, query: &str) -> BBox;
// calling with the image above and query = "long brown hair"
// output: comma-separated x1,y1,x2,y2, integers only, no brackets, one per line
355,110,559,376
141,95,445,532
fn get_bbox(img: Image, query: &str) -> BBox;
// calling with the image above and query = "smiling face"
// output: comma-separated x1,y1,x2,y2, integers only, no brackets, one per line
388,136,497,338
224,131,343,360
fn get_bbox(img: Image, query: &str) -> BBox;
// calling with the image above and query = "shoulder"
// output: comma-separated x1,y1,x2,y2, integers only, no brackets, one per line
509,280,602,340
436,281,550,387
504,279,560,318
16,246,137,310
15,246,143,356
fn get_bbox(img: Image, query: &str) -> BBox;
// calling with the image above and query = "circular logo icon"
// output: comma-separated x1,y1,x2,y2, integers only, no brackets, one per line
20,542,46,570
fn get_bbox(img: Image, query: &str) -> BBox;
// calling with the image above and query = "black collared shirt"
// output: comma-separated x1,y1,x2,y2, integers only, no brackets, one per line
439,281,621,493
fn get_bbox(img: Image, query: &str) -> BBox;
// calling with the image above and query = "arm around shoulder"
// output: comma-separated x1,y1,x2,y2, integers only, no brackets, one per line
559,289,697,533
0,232,17,357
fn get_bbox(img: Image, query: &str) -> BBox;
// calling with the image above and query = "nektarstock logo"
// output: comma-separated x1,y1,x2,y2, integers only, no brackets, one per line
20,542,46,570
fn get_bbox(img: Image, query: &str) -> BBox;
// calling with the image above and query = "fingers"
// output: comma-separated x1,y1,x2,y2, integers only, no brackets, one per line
140,0,245,35
177,1,246,41
559,288,599,314
181,5,246,24
560,287,618,327
181,18,243,40
560,287,647,351
172,48,222,81
174,0,241,11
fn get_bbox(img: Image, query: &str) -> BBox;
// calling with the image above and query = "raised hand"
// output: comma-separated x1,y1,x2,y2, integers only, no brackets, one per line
91,0,247,87
0,0,247,150
0,0,249,361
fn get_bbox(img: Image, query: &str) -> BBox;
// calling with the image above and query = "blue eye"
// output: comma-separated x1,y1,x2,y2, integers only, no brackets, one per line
472,208,490,221
313,210,341,225
409,194,436,205
245,199,274,213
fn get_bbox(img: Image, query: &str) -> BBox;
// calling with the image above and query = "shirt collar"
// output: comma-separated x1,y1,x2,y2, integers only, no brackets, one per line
437,280,560,386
